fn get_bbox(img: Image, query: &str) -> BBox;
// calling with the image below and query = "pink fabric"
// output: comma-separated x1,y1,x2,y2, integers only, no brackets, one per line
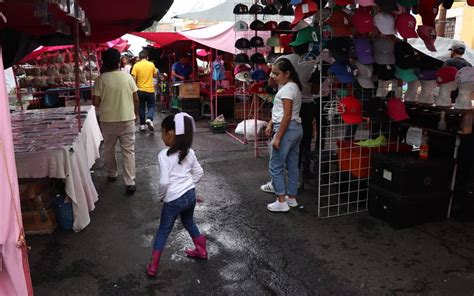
0,48,33,295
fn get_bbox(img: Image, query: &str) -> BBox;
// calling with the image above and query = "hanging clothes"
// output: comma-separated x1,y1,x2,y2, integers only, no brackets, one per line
212,59,226,81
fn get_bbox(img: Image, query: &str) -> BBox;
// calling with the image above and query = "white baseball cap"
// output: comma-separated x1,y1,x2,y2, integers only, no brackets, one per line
456,66,474,84
374,12,396,35
355,61,375,89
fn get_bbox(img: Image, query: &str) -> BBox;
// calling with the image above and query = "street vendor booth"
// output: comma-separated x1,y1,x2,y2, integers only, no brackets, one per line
0,0,173,294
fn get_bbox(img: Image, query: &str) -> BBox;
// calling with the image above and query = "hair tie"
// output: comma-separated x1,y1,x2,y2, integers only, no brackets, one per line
174,112,196,135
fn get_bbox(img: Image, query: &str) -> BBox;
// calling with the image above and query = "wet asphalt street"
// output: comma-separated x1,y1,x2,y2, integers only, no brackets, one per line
28,114,474,295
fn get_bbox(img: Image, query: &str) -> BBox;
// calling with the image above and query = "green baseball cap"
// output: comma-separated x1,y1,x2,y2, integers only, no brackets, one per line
395,66,418,82
266,36,281,47
289,26,318,47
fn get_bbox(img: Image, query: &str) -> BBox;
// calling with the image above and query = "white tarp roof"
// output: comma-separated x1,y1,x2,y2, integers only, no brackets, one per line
408,37,474,64
174,1,235,22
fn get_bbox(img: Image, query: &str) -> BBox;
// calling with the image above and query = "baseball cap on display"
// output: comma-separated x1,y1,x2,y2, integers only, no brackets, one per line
456,66,474,84
325,10,352,37
234,53,250,64
395,13,418,39
374,63,395,80
395,66,418,82
233,3,248,14
417,51,443,70
436,66,458,84
249,4,264,14
340,96,363,124
374,12,396,35
292,20,311,31
394,42,416,69
266,36,281,47
352,7,375,34
234,20,249,32
289,26,318,47
234,64,252,82
375,0,399,12
417,68,437,80
290,0,302,4
279,3,294,16
263,4,278,14
326,37,352,63
250,20,265,31
366,97,388,121
235,38,251,50
329,62,354,84
355,62,375,88
292,1,319,26
373,37,395,65
277,21,292,31
386,98,409,121
250,36,265,48
264,21,278,31
418,0,438,27
417,25,437,52
335,0,353,5
266,51,283,64
250,82,266,94
468,0,474,6
355,0,376,6
250,52,266,64
449,42,467,52
251,69,268,81
354,38,374,65
397,0,419,7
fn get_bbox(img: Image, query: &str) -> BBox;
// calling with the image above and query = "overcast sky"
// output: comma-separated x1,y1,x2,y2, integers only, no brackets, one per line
161,0,226,22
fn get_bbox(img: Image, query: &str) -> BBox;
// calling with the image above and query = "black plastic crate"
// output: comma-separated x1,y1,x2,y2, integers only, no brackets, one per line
368,184,450,229
371,152,453,195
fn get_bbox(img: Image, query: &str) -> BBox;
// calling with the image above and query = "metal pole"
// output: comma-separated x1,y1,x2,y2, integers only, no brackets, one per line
74,20,82,130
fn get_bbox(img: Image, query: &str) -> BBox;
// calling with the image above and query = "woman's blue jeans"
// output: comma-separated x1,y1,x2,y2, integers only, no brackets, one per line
153,188,200,251
269,121,303,197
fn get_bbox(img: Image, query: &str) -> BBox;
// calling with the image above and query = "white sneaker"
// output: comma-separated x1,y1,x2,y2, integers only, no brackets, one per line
139,125,146,131
260,181,275,194
146,119,154,131
285,196,298,208
267,200,290,212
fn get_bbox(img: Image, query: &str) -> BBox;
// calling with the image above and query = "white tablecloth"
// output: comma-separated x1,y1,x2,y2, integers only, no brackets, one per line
14,106,103,232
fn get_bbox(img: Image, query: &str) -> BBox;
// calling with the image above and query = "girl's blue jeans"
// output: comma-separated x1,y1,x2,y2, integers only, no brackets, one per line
153,188,200,251
270,121,303,197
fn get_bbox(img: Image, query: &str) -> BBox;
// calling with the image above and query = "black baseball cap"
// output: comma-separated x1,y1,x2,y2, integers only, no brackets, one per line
279,4,294,16
374,63,395,80
365,97,388,122
233,3,248,14
277,21,292,30
264,21,278,31
250,36,265,48
416,50,443,70
263,4,278,15
250,52,266,64
250,20,265,31
326,37,352,63
375,0,398,12
235,53,250,64
249,4,264,14
235,38,251,50
394,42,417,69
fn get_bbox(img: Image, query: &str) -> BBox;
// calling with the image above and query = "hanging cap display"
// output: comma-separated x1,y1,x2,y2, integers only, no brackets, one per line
417,25,437,52
266,36,281,47
292,0,319,25
279,3,295,15
325,10,352,37
250,20,265,31
264,21,278,31
250,52,266,64
394,42,416,69
354,62,375,89
374,64,395,80
250,36,265,48
263,4,278,14
436,66,458,84
395,66,418,82
398,0,419,7
456,66,474,84
250,82,267,94
374,12,396,35
234,64,251,76
336,0,354,5
233,3,248,14
386,98,409,121
196,49,208,57
251,69,268,81
355,0,375,6
418,0,439,27
277,21,292,31
292,20,311,31
289,26,318,47
354,38,375,65
340,96,363,124
235,70,252,82
329,62,354,84
234,53,250,64
266,51,283,64
235,38,251,50
290,0,303,4
234,20,248,32
326,37,352,63
352,7,375,34
366,97,387,121
395,13,418,39
374,0,399,12
249,4,264,14
417,69,437,80
373,37,395,65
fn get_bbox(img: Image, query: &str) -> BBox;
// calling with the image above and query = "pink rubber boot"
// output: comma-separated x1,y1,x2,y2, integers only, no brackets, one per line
146,250,162,277
185,235,208,259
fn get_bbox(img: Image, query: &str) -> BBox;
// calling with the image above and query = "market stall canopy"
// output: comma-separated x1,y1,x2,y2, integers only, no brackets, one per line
173,0,235,22
408,37,474,65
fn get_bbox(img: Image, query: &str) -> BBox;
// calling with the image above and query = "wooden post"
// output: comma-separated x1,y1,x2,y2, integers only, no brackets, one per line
74,20,82,130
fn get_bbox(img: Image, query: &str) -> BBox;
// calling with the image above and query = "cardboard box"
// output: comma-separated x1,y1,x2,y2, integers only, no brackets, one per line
22,208,57,235
179,82,200,99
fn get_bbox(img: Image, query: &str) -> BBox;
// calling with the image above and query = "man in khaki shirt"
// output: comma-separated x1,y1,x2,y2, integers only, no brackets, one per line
93,48,139,194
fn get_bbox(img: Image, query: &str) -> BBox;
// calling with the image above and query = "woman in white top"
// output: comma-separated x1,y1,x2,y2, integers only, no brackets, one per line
265,58,304,212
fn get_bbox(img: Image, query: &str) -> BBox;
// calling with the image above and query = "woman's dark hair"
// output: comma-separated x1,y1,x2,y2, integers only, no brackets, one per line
161,114,194,164
274,58,302,91
101,48,120,72
120,55,129,68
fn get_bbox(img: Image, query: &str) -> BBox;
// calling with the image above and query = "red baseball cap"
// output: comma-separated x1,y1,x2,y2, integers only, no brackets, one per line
468,0,474,6
386,98,409,122
436,66,458,84
418,0,439,27
395,13,418,39
325,10,352,37
335,0,353,5
352,7,374,34
417,25,437,52
250,82,266,94
292,0,318,25
340,96,363,124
